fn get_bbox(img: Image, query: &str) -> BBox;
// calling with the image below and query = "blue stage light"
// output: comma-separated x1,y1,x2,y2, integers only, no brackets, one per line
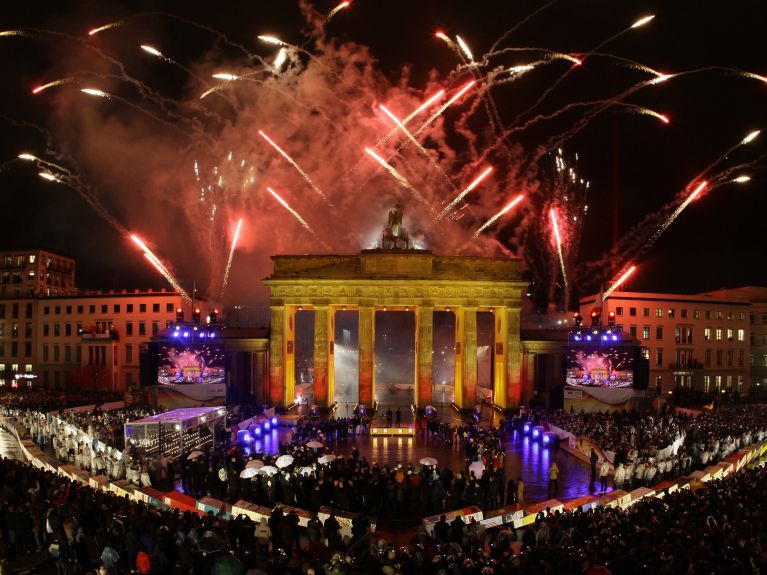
585,335,592,341
209,332,215,338
543,434,550,444
523,423,531,434
271,417,278,425
254,427,261,435
183,331,190,338
602,335,608,341
533,429,539,437
574,335,581,341
243,434,252,443
199,332,206,338
172,331,179,338
264,421,271,430
612,334,618,341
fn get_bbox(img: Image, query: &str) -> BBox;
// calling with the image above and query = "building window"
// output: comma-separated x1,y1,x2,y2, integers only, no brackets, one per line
64,345,71,362
125,344,133,364
25,303,32,318
153,303,160,313
53,324,60,337
715,375,722,391
703,375,711,393
726,328,733,341
642,326,650,340
24,364,31,372
716,350,723,367
694,310,700,319
716,311,723,320
11,304,18,319
53,345,60,362
715,328,722,341
24,342,31,357
126,322,133,336
656,326,663,340
675,328,680,343
751,313,756,324
656,308,663,317
127,304,134,313
655,375,663,388
641,347,649,360
705,349,711,366
737,328,744,342
114,304,121,313
668,308,675,318
24,323,32,338
763,354,767,368
751,353,755,367
152,321,160,335
656,348,663,366
703,328,711,341
166,303,174,313
65,305,72,314
11,342,17,357
43,346,49,361
643,308,650,317
77,305,83,314
616,306,624,316
139,322,146,336
629,326,637,338
140,303,146,313
28,254,35,263
65,324,72,336
706,310,712,320
738,350,745,367
726,375,733,389
89,305,95,314
727,311,733,320
737,375,743,392
629,307,636,317
727,350,733,367
54,306,60,314
680,309,687,319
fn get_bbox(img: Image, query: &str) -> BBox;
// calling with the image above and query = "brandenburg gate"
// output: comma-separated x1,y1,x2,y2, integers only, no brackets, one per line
264,249,527,410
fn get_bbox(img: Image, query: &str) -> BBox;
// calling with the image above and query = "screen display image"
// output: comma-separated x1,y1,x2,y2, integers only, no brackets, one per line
157,344,226,385
566,347,634,388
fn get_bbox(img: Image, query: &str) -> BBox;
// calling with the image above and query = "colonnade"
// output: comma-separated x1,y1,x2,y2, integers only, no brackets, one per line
268,304,522,410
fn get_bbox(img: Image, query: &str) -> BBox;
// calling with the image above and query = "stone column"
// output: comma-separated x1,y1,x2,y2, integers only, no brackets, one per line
254,347,267,404
313,306,328,407
454,309,463,408
268,306,285,406
416,306,433,408
461,307,478,408
269,305,296,408
507,307,522,407
358,306,375,407
493,307,508,408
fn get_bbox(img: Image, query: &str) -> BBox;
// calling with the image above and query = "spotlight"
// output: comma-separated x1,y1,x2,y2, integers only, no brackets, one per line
523,423,531,435
543,434,550,444
602,335,608,341
264,421,271,430
271,417,278,425
574,335,581,342
172,331,179,338
209,332,215,338
199,332,206,338
585,335,592,341
254,427,262,435
183,331,190,338
612,335,618,341
244,434,252,443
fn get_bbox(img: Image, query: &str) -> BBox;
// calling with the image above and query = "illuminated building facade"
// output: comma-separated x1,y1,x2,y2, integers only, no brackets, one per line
580,290,753,395
264,249,527,410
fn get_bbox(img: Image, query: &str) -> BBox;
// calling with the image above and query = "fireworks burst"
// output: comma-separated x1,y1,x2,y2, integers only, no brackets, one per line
220,218,244,299
474,194,525,237
266,187,314,233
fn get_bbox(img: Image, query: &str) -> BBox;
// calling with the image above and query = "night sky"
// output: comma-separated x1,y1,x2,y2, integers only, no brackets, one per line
0,0,764,313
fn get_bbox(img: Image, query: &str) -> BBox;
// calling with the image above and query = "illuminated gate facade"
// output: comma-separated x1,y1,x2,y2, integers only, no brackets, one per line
263,250,527,410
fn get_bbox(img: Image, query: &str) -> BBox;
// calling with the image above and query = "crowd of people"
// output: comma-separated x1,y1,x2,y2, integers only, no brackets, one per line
0,389,120,413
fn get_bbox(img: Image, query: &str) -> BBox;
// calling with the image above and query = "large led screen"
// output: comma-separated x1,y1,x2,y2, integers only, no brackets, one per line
157,344,226,385
566,347,634,388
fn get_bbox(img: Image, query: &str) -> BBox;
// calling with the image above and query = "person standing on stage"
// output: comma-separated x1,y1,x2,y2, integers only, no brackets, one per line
548,462,560,498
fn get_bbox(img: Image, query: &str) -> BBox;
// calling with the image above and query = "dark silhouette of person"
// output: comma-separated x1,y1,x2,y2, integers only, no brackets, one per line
386,408,393,427
395,408,402,427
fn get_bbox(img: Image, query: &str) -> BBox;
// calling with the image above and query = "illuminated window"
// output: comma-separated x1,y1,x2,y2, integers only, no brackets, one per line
737,375,743,392
703,375,711,393
739,312,745,320
715,328,722,341
716,311,722,320
668,308,675,318
642,326,650,339
11,364,18,372
726,375,733,389
24,364,31,372
715,375,722,390
737,329,744,342
656,308,663,317
763,354,767,367
616,307,624,316
694,310,700,319
0,364,4,371
727,328,733,341
641,348,650,360
727,311,733,320
655,375,663,388
28,255,35,264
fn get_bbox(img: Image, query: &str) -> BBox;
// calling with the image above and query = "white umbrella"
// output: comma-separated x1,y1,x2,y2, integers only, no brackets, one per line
240,468,258,479
298,466,315,477
318,454,336,464
468,460,485,479
275,455,294,468
258,465,279,476
306,441,323,449
187,451,204,460
245,460,264,470
420,457,438,466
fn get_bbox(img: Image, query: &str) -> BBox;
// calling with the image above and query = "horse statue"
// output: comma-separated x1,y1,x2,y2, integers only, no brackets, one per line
382,203,410,249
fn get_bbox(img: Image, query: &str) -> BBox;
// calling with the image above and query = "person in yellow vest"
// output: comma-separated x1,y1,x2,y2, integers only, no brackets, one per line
548,462,560,497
